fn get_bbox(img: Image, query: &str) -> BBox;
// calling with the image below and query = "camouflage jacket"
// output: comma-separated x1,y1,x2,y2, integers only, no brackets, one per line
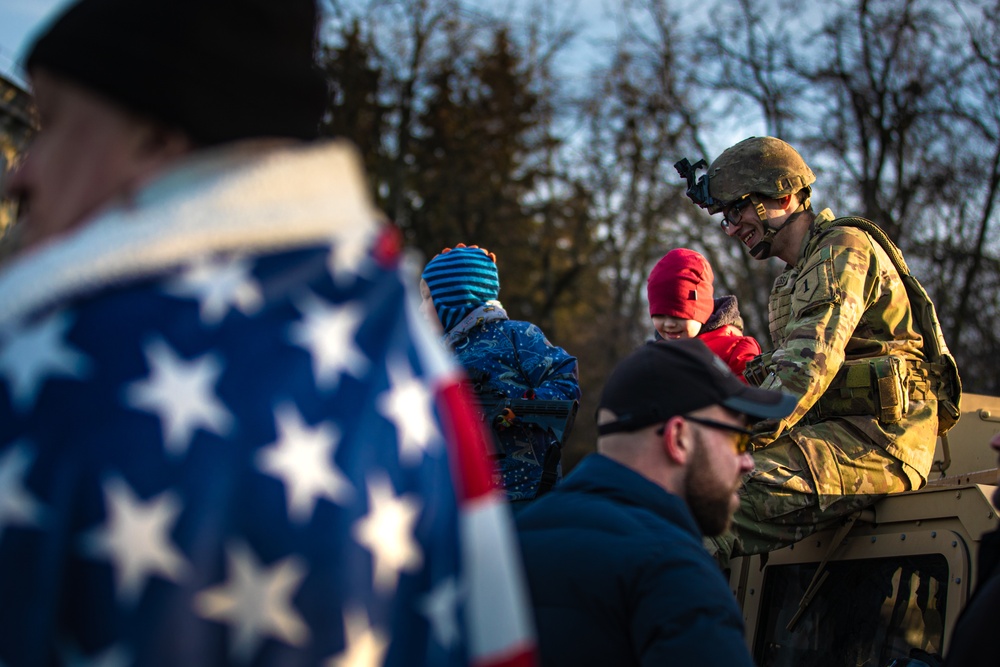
754,209,938,483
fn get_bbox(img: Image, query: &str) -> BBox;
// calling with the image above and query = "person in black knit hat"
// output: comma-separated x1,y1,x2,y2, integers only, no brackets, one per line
26,0,327,146
0,1,539,665
9,0,329,250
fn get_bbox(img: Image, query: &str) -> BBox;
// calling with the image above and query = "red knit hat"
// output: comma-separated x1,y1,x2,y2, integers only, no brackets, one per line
646,249,714,323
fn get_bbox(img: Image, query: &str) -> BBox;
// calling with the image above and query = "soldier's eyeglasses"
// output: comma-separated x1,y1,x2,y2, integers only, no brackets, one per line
683,415,754,455
721,197,752,230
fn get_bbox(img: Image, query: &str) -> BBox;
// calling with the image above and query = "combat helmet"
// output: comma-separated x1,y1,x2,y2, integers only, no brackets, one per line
674,136,817,260
706,136,815,211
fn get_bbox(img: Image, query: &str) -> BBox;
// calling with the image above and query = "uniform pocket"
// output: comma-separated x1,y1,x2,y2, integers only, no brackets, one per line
742,438,816,523
790,420,907,511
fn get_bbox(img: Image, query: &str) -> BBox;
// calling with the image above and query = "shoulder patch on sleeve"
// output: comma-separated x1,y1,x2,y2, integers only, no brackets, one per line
792,251,840,316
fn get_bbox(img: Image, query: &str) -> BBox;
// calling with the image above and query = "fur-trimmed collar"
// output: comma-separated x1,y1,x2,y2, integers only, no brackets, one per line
0,140,379,326
443,301,508,348
703,295,745,333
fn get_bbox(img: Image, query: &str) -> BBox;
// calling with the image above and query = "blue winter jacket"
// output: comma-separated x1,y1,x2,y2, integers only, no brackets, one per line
447,308,579,500
515,454,755,667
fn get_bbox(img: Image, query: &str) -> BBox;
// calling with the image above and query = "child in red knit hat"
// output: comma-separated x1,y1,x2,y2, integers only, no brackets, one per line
646,248,761,381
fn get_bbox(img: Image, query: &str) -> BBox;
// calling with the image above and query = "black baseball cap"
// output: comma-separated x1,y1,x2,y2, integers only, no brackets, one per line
597,339,797,435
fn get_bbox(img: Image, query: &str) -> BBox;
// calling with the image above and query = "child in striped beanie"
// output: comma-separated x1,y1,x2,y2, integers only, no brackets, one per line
419,244,580,506
420,244,501,333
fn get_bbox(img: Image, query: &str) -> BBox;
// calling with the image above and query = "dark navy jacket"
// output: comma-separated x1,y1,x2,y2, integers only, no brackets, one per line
515,454,755,667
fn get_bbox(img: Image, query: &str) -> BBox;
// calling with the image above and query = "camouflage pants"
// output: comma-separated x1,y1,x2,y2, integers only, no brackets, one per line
710,419,913,565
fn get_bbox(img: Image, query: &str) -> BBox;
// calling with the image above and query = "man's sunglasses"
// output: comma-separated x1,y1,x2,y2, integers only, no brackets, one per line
657,415,754,455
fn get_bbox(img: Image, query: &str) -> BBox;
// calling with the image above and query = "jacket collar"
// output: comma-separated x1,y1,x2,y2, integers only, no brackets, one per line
793,207,837,268
560,454,702,537
0,140,380,326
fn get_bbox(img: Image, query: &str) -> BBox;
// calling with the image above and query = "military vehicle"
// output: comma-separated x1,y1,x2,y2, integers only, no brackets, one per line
728,392,1000,666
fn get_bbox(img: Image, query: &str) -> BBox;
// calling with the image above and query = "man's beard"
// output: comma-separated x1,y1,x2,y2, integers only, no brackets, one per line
685,435,739,537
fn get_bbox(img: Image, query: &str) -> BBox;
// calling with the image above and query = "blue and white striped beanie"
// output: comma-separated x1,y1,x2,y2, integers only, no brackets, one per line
421,244,500,332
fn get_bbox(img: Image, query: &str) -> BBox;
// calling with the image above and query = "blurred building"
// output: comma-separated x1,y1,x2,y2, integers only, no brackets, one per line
0,71,35,237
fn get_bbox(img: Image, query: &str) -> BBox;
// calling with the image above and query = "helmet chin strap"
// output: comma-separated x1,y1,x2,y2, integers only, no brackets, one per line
747,201,806,259
749,229,778,259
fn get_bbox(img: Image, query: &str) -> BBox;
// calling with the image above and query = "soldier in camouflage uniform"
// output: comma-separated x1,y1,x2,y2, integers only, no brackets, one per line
678,137,939,564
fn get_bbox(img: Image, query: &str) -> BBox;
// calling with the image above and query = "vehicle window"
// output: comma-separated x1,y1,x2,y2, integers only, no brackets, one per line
754,555,949,667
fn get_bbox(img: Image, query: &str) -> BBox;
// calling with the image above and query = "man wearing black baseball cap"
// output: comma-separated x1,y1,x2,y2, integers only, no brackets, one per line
516,338,796,666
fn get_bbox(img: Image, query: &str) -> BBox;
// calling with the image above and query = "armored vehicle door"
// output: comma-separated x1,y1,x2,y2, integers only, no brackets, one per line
730,393,1000,666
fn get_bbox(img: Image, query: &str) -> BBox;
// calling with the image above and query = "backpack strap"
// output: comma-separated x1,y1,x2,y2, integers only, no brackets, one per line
534,445,562,499
826,216,909,274
823,216,962,433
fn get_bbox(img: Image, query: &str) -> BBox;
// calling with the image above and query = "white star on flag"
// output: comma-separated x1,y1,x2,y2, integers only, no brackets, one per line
376,358,440,465
352,475,423,593
326,229,374,288
256,403,353,524
194,542,309,662
325,608,389,667
0,311,91,413
288,292,369,390
124,337,234,456
81,477,188,606
418,577,463,649
0,442,44,541
164,256,263,326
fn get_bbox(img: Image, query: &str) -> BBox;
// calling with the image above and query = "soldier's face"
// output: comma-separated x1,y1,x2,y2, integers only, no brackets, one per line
683,407,755,536
5,70,170,250
720,194,800,263
720,196,766,249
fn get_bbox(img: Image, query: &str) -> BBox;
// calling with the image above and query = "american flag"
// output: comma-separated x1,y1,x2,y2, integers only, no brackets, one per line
0,223,535,667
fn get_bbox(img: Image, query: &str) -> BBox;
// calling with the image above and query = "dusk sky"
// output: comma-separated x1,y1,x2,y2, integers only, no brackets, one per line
0,0,65,83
